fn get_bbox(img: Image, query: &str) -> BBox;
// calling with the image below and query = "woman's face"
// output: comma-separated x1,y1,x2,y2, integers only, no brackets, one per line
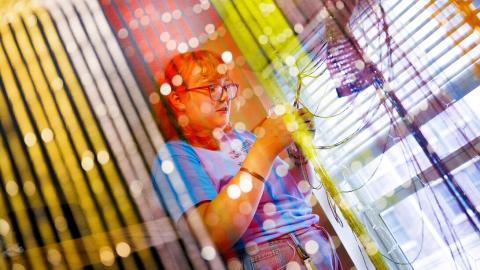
179,70,232,134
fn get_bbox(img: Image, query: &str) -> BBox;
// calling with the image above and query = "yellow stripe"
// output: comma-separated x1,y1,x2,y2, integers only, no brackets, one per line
0,137,27,270
22,7,118,269
1,17,76,270
211,0,307,100
0,29,50,270
21,5,108,238
10,9,105,268
33,6,149,268
34,6,140,228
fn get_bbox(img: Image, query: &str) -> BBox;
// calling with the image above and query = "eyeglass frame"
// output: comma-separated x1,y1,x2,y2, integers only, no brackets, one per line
184,82,239,101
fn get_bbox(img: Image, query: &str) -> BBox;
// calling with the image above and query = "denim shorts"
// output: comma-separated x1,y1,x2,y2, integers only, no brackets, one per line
226,225,342,270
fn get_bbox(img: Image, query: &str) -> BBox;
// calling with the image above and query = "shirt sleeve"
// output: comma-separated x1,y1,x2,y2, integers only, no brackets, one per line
151,141,218,223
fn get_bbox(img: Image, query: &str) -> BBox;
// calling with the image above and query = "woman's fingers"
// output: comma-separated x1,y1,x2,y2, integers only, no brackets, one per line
262,106,316,137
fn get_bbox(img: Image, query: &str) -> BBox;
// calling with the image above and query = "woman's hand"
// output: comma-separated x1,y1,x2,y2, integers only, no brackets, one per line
252,107,316,159
253,112,294,161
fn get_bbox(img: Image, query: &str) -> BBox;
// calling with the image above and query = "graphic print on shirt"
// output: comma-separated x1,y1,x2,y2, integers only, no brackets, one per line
226,138,254,166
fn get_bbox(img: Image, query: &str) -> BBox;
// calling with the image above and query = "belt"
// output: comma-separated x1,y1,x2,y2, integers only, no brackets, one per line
263,226,313,242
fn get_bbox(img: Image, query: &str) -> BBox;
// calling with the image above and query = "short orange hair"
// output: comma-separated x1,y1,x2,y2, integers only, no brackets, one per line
164,50,225,91
161,50,229,139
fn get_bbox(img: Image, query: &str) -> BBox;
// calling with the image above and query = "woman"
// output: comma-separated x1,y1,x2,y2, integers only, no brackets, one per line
152,50,341,270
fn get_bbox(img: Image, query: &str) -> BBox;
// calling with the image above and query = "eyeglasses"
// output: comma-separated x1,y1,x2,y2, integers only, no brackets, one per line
186,82,239,101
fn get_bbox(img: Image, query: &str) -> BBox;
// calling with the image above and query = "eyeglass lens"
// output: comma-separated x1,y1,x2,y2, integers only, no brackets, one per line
211,84,238,101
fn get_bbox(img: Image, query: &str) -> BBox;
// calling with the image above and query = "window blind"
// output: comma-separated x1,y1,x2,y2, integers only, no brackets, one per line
283,0,480,268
